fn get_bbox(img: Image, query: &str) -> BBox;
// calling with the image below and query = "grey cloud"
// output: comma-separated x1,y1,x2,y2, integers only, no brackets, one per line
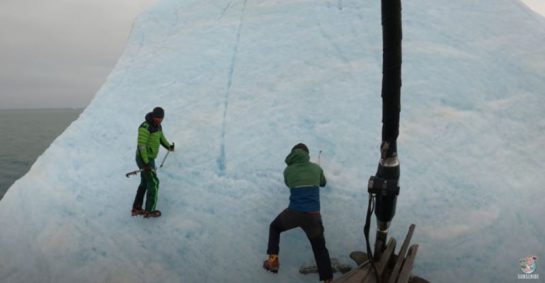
0,0,153,109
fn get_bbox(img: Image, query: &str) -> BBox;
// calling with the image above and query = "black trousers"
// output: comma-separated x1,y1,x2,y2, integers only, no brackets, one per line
267,209,333,281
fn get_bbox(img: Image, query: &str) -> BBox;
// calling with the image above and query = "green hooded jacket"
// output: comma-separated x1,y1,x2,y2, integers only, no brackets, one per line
283,149,326,188
137,113,171,165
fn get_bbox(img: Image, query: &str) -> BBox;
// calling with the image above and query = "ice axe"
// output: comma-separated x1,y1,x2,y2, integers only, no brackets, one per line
125,168,145,178
159,142,174,168
125,143,174,177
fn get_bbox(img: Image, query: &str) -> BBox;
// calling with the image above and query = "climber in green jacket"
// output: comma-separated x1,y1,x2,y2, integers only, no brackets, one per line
131,107,174,218
263,143,333,282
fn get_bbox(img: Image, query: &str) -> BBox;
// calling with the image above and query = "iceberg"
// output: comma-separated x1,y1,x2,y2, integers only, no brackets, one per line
1,0,544,282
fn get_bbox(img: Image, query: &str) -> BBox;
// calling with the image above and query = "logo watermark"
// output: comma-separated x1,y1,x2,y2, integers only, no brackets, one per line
518,256,539,280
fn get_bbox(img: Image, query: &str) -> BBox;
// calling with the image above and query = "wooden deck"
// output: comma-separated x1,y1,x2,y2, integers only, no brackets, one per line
333,224,429,283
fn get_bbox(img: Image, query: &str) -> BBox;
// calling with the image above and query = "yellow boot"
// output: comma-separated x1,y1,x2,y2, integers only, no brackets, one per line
263,254,279,273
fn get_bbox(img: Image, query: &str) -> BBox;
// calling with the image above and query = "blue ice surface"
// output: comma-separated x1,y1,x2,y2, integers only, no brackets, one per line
1,0,544,282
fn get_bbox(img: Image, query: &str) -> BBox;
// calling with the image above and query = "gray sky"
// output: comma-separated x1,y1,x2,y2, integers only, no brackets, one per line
0,0,543,110
521,0,545,15
0,0,154,109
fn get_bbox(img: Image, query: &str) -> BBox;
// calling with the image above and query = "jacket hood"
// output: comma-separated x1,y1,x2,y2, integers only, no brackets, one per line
145,112,153,123
285,148,310,165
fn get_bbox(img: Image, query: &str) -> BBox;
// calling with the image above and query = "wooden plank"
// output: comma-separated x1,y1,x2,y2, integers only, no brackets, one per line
349,251,369,265
333,238,397,283
396,245,419,283
364,238,397,283
379,238,397,273
332,261,372,283
387,224,416,283
410,276,430,283
347,266,371,283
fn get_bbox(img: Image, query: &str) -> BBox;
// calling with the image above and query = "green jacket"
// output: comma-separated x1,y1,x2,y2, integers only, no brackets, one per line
137,113,171,164
283,149,326,188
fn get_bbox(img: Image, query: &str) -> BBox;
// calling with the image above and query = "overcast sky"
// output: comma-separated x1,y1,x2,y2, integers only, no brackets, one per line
0,0,543,110
522,0,545,15
0,0,154,109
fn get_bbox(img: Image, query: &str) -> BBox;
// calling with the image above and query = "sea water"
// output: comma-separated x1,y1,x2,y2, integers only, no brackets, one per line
0,108,82,200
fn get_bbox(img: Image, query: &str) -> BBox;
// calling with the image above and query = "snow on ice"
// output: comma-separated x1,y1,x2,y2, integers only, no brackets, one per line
1,0,545,282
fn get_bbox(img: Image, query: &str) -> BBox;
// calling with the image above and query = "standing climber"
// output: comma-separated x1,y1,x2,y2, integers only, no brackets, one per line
131,107,174,218
263,143,333,283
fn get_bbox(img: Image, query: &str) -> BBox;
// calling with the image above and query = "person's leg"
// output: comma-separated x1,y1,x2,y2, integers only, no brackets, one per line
144,171,160,211
264,209,303,272
132,185,146,210
267,209,301,255
133,156,147,212
302,215,333,281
